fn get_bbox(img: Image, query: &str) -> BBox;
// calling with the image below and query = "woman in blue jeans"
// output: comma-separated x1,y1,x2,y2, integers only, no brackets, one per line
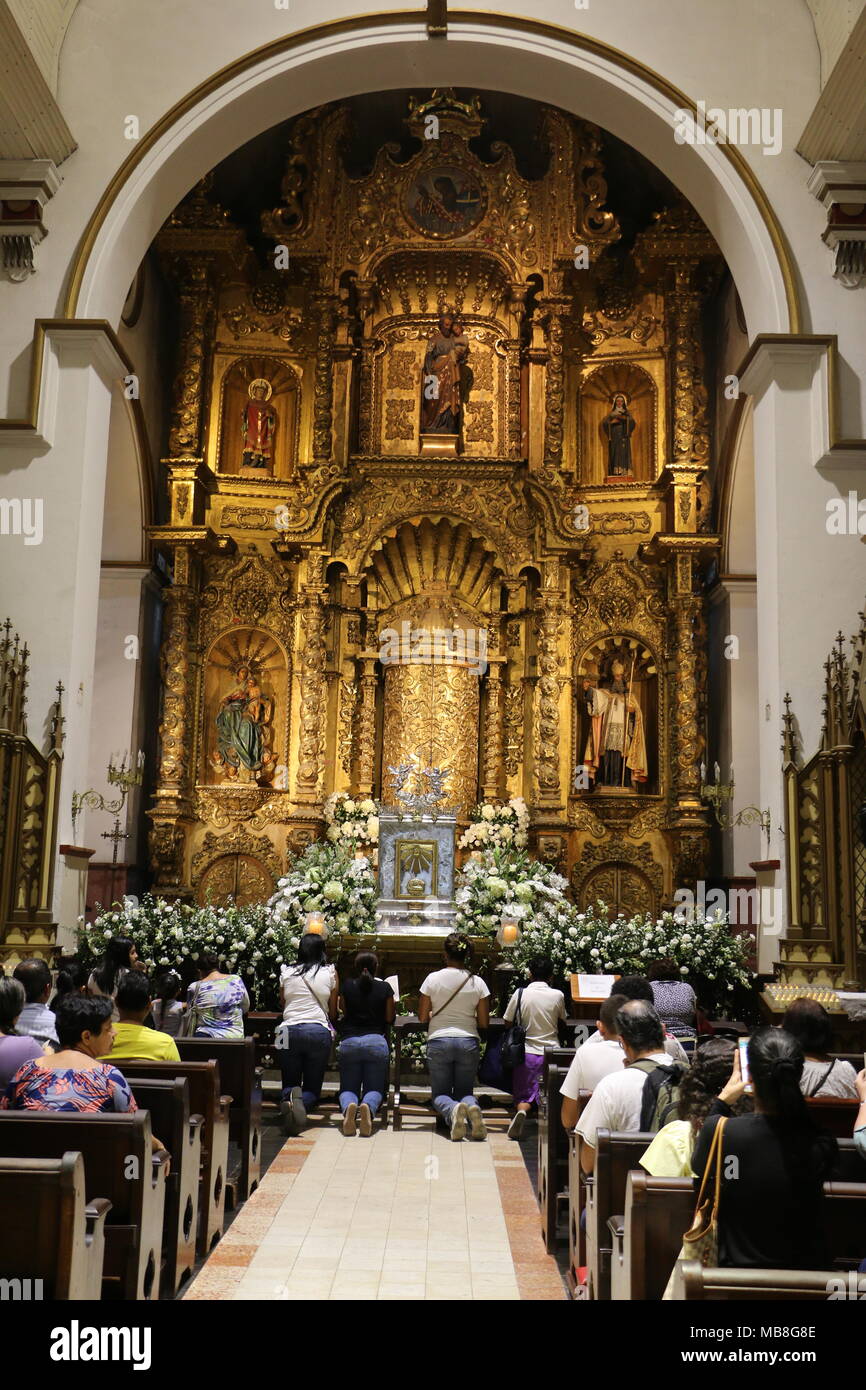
276,934,338,1135
337,951,395,1137
418,933,490,1141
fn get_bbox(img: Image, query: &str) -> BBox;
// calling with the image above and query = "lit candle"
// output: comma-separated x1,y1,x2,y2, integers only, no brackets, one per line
304,911,326,936
501,924,519,945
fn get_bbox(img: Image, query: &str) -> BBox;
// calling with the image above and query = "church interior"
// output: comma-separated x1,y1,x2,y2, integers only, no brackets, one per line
0,0,865,1329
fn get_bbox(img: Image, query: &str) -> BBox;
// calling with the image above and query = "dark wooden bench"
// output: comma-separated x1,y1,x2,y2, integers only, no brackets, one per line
537,1048,574,1253
565,1090,594,1295
609,1172,694,1301
0,1152,110,1300
0,1111,168,1299
126,1076,202,1295
115,1059,230,1255
673,1260,866,1300
806,1095,862,1137
176,1038,262,1201
582,1128,655,1300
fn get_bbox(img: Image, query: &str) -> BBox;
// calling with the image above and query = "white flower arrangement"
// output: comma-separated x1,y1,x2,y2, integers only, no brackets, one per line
458,797,530,851
453,846,569,939
267,841,378,947
323,791,380,845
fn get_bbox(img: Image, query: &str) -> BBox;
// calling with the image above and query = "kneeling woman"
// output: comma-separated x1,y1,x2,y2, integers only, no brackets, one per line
418,933,490,1141
277,934,338,1134
338,951,395,1136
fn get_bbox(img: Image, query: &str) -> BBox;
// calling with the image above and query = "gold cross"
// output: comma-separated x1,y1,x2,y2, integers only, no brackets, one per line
427,0,447,38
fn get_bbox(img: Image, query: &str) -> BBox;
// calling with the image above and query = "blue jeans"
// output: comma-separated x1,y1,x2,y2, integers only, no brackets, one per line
277,1022,332,1108
427,1036,479,1123
338,1034,390,1116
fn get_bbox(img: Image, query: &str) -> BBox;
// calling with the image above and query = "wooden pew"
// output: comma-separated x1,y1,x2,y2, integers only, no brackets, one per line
806,1095,861,1137
537,1048,574,1252
0,1112,168,1300
115,1059,230,1256
176,1038,262,1201
610,1172,695,1301
673,1260,866,1300
566,1090,593,1296
0,1152,110,1300
582,1128,654,1300
126,1076,203,1295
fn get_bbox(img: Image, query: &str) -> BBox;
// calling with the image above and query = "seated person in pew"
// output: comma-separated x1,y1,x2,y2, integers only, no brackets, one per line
781,997,860,1099
691,1028,837,1269
277,933,338,1135
856,1070,866,1161
580,976,688,1065
575,1000,675,1174
87,936,143,1020
187,952,250,1040
560,993,628,1130
639,1037,751,1178
0,978,46,1088
12,958,58,1047
503,954,567,1141
106,972,181,1062
151,970,185,1038
2,995,138,1115
647,958,698,1042
337,950,394,1137
50,958,88,1009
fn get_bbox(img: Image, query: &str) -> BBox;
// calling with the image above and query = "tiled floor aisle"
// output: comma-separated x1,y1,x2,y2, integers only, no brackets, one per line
184,1122,566,1301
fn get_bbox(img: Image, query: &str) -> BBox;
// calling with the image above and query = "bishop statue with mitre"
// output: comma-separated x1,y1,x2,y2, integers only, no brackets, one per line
582,658,648,788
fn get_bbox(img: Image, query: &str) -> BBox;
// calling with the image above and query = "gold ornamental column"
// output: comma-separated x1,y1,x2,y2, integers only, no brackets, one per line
295,587,328,803
355,654,380,797
480,630,506,801
149,545,196,891
312,292,338,464
533,568,565,811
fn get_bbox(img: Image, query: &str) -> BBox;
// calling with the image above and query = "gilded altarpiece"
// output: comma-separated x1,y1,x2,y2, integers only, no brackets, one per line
146,91,722,916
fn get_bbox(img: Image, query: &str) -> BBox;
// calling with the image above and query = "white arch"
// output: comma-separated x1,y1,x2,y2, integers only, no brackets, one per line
69,17,795,337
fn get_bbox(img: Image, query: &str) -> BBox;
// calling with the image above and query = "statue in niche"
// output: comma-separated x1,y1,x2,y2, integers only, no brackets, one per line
582,658,648,788
602,392,636,478
420,311,469,435
242,378,277,471
212,664,274,779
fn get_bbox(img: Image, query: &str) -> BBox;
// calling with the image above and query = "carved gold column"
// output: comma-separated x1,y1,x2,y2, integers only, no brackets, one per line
149,545,197,891
480,631,506,801
312,292,338,464
295,588,328,802
355,654,380,797
166,260,214,458
533,571,565,810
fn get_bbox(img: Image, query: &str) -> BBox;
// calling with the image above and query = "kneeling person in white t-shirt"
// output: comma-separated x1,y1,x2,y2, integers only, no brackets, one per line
418,933,490,1142
575,999,674,1175
503,955,566,1141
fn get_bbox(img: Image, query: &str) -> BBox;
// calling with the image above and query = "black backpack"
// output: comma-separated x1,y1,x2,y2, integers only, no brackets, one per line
500,988,526,1072
635,1060,685,1133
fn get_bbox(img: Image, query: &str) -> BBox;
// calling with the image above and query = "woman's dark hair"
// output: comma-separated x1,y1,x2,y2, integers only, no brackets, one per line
94,937,136,995
678,1038,745,1132
781,998,834,1059
53,958,87,1004
0,977,25,1033
748,1027,809,1124
293,933,327,975
613,975,653,1003
354,950,378,996
55,994,113,1048
154,970,182,1003
197,953,221,976
444,932,473,969
647,958,679,983
529,955,554,982
115,971,151,1014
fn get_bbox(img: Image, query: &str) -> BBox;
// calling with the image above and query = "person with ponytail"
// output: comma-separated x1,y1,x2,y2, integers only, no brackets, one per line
691,1028,837,1268
276,934,338,1135
87,937,141,1020
418,932,490,1141
336,951,395,1137
151,970,185,1039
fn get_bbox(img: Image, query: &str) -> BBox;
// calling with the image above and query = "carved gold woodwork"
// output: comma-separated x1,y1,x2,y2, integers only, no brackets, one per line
382,662,479,817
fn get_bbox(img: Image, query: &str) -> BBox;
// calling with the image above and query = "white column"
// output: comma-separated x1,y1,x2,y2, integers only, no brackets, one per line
741,340,866,931
710,577,760,875
0,326,126,927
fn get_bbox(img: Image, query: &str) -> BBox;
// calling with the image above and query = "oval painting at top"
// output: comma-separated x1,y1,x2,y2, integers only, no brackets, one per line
405,167,487,239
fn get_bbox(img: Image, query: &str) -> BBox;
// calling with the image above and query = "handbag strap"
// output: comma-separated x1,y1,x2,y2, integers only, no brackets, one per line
808,1058,836,1097
430,970,471,1019
299,971,332,1028
513,987,524,1026
693,1114,727,1218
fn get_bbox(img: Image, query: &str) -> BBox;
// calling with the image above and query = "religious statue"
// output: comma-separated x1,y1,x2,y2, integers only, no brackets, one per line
602,392,635,478
420,312,469,435
212,664,273,778
582,659,648,788
242,378,277,470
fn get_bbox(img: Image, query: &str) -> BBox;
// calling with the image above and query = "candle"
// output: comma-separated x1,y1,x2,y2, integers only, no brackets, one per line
700,761,706,784
713,762,720,783
305,911,326,936
501,924,519,945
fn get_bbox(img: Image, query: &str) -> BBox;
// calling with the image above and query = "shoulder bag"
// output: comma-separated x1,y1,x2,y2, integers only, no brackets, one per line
662,1115,728,1300
178,981,203,1039
499,988,526,1072
808,1058,836,1097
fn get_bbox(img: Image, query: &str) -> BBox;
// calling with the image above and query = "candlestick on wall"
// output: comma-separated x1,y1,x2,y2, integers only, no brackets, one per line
72,750,145,843
699,763,771,856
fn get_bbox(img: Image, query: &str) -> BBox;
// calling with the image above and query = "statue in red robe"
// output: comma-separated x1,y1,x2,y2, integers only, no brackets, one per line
242,378,276,470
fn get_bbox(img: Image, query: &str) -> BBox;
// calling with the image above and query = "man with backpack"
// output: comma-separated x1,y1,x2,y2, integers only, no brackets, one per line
575,1000,675,1174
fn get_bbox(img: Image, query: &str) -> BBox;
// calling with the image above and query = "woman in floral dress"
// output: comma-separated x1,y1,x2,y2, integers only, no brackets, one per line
187,953,250,1039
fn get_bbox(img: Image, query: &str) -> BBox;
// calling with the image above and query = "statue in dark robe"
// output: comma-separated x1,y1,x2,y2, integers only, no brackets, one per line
420,313,469,435
602,393,636,478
